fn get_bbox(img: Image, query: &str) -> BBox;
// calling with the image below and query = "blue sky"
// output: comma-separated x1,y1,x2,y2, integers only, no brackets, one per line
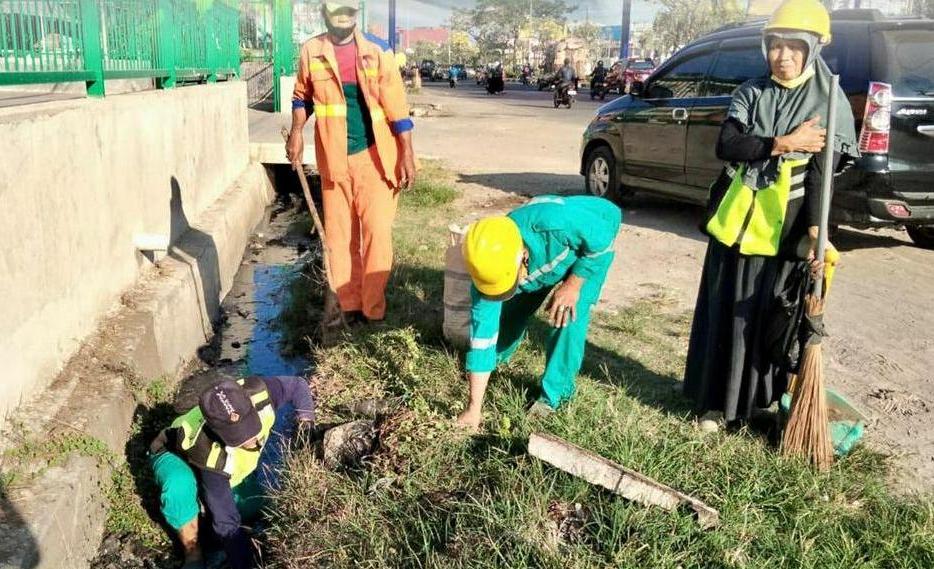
367,0,660,30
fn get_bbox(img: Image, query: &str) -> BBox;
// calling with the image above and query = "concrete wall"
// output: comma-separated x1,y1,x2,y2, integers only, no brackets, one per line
0,81,250,423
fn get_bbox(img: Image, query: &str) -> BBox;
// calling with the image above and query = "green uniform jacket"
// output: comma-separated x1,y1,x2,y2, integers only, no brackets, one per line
466,196,622,373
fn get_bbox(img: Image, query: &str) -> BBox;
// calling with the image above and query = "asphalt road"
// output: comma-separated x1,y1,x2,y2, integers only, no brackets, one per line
412,81,934,491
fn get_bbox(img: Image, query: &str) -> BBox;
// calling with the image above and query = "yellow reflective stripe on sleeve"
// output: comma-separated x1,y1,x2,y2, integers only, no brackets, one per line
317,104,348,117
370,107,386,122
206,444,223,470
363,67,379,77
309,59,332,73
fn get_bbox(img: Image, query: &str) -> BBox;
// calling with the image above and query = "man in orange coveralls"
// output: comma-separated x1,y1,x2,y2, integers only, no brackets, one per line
286,0,417,325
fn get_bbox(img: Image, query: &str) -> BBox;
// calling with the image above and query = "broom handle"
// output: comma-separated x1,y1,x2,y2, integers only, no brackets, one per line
814,74,839,301
281,127,338,294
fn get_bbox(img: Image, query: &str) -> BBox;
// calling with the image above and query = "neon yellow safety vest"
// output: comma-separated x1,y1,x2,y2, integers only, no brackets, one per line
172,377,277,487
706,157,810,256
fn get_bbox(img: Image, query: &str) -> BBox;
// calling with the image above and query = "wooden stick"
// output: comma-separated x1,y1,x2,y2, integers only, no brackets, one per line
528,433,720,529
282,127,345,330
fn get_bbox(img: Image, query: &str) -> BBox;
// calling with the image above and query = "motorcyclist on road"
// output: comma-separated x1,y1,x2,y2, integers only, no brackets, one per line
556,58,577,92
590,60,607,83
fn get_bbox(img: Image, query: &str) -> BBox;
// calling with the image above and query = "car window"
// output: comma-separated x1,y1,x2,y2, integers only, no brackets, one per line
821,27,870,93
874,29,934,97
645,52,716,99
704,48,768,97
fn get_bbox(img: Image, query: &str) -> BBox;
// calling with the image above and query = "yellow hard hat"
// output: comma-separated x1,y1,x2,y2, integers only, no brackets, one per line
764,0,832,45
462,216,524,299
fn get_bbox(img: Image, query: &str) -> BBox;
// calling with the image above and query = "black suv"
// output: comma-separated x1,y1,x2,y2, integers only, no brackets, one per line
580,9,934,248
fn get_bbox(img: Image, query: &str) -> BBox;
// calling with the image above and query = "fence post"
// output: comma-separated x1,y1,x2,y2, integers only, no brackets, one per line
78,0,105,97
156,0,176,89
272,0,293,112
206,2,218,83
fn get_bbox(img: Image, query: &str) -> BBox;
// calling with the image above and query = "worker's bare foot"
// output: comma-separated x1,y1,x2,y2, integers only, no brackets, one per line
456,409,482,432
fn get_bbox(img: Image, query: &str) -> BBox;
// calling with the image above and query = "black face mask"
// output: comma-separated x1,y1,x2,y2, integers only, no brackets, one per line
325,20,356,42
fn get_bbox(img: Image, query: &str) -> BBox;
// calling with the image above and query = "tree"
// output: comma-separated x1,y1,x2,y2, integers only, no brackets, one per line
411,40,441,64
651,0,744,56
454,0,573,66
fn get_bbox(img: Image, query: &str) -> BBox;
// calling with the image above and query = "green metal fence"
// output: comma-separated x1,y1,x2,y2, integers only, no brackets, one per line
0,0,240,96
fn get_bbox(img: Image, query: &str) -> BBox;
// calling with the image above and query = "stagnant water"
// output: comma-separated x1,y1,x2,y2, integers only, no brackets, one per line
92,184,318,569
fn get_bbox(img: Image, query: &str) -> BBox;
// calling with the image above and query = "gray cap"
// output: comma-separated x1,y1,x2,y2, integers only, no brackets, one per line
323,0,360,12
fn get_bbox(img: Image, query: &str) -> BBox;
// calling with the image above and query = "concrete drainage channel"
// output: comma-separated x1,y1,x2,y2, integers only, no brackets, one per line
0,164,325,569
92,166,320,569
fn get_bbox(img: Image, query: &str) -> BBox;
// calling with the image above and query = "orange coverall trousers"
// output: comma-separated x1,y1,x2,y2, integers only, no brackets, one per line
321,147,398,321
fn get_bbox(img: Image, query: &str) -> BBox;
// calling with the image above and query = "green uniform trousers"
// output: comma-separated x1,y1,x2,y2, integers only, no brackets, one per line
494,255,611,408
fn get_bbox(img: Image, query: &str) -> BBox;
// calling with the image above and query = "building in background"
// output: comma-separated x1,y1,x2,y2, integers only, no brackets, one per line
397,27,449,51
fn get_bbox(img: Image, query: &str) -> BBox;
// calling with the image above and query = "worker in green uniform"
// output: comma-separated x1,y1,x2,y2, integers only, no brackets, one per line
455,195,622,430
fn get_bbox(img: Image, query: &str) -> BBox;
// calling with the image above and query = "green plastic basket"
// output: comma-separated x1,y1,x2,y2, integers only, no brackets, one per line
780,388,867,456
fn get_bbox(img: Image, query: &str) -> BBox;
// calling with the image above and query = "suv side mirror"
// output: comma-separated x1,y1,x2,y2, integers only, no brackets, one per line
630,81,644,97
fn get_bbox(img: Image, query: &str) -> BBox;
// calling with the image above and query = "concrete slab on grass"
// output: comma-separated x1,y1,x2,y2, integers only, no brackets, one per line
528,432,720,529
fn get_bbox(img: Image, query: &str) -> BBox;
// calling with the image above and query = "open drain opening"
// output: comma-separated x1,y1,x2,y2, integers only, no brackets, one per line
91,165,337,569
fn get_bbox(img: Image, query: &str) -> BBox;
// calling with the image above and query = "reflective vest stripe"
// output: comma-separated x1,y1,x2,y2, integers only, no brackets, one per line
371,107,386,122
317,104,348,117
470,334,499,350
309,59,332,73
526,196,566,206
521,247,570,287
363,67,378,77
707,157,811,256
584,245,614,259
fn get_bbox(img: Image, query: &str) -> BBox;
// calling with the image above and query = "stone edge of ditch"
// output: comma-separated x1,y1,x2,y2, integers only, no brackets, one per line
0,163,276,569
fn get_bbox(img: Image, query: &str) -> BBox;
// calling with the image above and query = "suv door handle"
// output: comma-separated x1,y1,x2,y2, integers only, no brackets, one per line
672,108,689,121
919,125,934,138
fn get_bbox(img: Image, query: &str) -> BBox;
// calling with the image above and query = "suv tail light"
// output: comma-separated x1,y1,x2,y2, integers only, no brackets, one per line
859,82,892,154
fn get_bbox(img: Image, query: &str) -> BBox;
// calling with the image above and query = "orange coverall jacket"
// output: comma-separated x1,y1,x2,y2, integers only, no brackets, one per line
292,30,413,188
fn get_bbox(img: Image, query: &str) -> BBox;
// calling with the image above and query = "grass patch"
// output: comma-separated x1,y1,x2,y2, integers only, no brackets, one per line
403,161,459,209
266,163,934,567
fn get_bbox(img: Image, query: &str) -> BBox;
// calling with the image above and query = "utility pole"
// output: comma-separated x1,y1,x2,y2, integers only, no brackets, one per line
619,0,632,60
389,0,397,51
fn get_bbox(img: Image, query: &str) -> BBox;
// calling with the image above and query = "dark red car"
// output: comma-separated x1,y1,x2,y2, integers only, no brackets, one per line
622,59,656,93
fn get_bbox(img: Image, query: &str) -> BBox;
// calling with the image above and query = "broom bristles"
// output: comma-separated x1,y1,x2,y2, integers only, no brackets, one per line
782,296,834,471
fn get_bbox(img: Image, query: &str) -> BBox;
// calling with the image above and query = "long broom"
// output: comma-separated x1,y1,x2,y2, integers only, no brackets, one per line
282,128,346,334
781,75,840,471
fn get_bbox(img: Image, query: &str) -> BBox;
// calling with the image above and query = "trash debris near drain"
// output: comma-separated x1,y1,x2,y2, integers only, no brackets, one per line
322,419,378,469
528,433,720,529
339,397,400,419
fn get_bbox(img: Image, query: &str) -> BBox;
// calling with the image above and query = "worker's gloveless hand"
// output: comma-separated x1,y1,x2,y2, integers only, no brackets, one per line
789,116,827,154
286,131,304,172
547,278,582,328
400,150,417,190
805,226,827,279
294,418,316,450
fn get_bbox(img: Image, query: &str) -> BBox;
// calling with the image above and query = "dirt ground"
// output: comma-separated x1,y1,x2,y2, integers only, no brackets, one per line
411,83,934,492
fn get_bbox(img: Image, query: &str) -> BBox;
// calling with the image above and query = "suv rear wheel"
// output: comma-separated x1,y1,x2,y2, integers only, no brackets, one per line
906,225,934,249
585,146,630,203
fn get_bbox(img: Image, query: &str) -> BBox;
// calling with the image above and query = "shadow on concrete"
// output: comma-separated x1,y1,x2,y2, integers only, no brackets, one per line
621,195,709,243
168,177,222,339
832,226,913,252
457,172,583,197
0,487,40,568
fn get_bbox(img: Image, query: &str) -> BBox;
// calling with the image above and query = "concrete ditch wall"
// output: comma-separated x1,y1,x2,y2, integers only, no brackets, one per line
0,82,250,424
